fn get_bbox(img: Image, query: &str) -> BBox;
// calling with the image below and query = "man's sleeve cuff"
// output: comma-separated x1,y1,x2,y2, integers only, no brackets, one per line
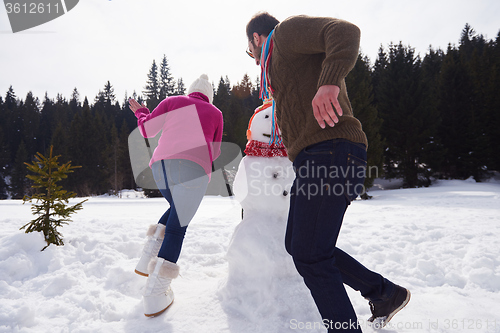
318,63,347,89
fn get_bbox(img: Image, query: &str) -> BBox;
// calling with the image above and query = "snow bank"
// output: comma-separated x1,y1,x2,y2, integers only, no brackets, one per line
0,180,499,332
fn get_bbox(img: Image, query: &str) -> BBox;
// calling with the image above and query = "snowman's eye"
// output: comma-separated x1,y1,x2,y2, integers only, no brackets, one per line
265,115,270,118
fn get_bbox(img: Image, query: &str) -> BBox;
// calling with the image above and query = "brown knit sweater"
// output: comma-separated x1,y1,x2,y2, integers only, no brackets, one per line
271,15,368,162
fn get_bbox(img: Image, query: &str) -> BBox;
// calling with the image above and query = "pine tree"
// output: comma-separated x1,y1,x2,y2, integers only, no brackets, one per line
418,47,447,181
458,25,489,179
440,25,492,180
438,45,478,179
118,119,134,190
144,60,160,109
69,88,81,112
372,46,388,105
5,85,17,110
213,76,232,140
0,124,10,199
93,81,120,131
232,74,261,150
175,78,186,95
2,86,18,162
54,94,70,125
21,91,41,156
122,91,140,136
67,99,108,195
212,75,259,152
228,94,250,151
103,81,116,104
39,93,55,150
231,74,253,99
5,86,23,163
159,55,175,100
374,43,438,187
51,122,69,160
10,141,29,199
104,123,124,195
252,76,261,103
484,31,500,172
345,54,384,191
213,76,231,109
21,146,87,251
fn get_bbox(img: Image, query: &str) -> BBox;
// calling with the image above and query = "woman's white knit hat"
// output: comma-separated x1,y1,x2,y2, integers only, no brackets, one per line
187,74,213,104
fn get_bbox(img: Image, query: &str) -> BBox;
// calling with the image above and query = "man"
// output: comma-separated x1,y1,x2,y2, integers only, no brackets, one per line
245,12,410,332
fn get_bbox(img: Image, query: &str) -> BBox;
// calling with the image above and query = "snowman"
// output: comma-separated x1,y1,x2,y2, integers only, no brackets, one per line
219,100,319,324
233,99,294,216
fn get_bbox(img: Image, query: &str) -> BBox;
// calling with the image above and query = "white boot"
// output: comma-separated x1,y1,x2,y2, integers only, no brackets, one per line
135,224,166,276
143,257,179,317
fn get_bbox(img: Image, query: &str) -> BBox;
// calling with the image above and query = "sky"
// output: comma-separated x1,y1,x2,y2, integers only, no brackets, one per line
0,0,499,106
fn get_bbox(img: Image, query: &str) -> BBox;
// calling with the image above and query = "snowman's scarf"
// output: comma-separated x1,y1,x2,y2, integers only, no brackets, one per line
244,140,288,158
245,98,287,157
258,29,282,146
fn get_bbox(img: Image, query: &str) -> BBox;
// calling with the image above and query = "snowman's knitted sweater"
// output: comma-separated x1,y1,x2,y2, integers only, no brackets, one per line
270,15,368,161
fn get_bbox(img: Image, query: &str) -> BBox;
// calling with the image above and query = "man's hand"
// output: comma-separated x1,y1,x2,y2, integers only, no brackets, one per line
128,98,146,113
312,85,343,129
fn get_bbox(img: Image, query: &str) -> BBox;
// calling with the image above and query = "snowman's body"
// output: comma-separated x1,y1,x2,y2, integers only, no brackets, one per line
219,104,319,323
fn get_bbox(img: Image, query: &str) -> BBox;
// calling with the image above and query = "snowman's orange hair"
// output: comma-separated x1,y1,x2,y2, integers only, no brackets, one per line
246,98,273,141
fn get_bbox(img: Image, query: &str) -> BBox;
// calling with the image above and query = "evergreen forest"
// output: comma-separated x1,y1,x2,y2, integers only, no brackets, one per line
1,25,499,199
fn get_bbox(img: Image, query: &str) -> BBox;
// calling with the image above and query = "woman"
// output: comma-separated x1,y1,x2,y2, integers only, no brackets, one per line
129,74,223,317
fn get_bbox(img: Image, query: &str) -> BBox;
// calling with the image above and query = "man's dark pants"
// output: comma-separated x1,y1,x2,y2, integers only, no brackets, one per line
285,139,395,332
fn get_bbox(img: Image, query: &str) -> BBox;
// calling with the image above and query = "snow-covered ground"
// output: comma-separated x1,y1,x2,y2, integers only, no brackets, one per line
1,179,499,333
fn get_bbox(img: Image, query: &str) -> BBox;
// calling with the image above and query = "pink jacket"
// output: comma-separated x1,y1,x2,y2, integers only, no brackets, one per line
134,92,223,179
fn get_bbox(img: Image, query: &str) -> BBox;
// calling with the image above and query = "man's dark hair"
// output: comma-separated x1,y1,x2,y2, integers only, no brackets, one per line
246,12,280,41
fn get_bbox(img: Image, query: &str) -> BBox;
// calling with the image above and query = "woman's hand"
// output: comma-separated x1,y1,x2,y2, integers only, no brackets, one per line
128,99,147,113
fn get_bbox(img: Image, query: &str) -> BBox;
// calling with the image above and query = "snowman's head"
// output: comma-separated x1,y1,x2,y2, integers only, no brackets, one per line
246,106,273,144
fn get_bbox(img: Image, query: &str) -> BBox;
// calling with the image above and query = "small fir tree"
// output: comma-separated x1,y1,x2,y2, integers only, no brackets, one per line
21,146,87,251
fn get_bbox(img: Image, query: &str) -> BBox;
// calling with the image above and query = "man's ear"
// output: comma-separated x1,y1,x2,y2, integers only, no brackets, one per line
253,32,261,45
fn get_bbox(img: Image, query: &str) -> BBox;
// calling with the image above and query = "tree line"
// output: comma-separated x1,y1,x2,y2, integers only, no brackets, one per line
0,24,498,199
